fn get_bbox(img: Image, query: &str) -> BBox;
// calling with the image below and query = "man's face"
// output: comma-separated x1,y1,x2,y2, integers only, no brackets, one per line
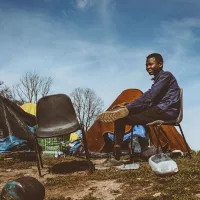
146,57,163,75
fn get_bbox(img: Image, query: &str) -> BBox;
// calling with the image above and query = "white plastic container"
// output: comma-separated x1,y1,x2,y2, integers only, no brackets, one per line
149,153,178,176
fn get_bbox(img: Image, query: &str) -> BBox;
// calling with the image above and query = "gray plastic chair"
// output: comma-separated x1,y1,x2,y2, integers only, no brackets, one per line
146,88,191,158
34,94,90,176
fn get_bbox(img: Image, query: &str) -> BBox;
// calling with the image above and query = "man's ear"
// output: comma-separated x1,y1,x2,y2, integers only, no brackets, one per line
159,62,163,68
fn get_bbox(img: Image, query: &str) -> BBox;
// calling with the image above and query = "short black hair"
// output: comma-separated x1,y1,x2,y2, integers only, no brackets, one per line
147,53,163,64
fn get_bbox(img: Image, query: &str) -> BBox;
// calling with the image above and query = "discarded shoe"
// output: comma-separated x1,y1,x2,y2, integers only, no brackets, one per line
98,107,129,123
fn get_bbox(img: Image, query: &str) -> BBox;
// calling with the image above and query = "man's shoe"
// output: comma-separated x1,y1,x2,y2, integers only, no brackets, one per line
98,107,129,123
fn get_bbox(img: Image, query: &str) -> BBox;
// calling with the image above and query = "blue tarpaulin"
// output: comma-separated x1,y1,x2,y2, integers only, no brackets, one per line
108,125,146,141
69,140,81,152
0,136,27,153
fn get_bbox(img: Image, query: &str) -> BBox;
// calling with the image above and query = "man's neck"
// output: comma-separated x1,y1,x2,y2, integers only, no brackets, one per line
154,69,163,77
151,69,163,81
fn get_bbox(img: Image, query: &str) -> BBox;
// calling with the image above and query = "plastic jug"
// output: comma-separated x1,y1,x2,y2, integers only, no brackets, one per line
149,153,178,176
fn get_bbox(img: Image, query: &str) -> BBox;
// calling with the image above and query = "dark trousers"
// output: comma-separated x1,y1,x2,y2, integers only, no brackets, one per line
114,106,173,146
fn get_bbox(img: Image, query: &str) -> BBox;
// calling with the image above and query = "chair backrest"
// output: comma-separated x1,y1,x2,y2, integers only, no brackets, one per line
36,94,80,138
176,88,183,123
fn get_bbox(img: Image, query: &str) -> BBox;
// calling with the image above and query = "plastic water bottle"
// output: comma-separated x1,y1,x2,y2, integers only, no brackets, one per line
130,136,141,153
149,153,178,176
55,151,59,158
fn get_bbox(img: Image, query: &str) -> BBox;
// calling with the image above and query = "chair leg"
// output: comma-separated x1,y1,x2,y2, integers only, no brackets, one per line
156,126,161,154
33,138,42,177
152,125,162,154
36,138,43,168
147,127,153,147
80,125,90,161
130,127,133,162
177,124,192,158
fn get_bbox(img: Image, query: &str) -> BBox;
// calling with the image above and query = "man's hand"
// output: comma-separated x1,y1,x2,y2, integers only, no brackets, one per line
111,102,127,110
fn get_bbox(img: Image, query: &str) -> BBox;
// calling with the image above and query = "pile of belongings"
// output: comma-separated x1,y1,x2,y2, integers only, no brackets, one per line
61,126,149,158
0,136,28,153
62,132,83,156
107,125,147,153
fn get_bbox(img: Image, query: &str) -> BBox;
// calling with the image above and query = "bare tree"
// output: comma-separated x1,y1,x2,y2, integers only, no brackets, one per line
13,71,53,104
70,88,104,132
0,81,13,100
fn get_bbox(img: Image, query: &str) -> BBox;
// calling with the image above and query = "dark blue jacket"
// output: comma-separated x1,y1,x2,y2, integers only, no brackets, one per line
126,70,180,119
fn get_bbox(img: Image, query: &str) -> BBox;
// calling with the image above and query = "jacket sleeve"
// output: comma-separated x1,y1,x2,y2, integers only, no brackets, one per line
126,72,171,113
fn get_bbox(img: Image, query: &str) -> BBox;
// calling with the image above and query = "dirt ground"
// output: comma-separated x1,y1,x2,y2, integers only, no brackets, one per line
0,168,123,200
1,155,199,200
0,158,154,200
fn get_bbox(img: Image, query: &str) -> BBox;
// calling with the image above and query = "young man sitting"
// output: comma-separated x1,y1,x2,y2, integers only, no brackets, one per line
99,53,180,161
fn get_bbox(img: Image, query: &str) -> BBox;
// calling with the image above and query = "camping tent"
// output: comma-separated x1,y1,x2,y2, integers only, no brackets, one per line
85,89,191,153
0,96,36,149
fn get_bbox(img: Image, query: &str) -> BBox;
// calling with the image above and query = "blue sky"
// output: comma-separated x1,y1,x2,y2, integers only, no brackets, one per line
0,0,200,150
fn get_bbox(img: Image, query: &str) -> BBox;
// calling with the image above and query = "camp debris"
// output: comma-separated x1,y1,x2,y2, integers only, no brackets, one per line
0,96,36,152
149,153,178,176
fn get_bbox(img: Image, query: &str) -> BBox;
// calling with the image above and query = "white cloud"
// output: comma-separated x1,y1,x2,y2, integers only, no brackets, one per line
75,0,96,10
0,6,153,105
171,0,200,6
155,18,200,48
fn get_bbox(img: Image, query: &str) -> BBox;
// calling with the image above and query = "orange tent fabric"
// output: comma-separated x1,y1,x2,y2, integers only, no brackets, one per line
85,89,190,152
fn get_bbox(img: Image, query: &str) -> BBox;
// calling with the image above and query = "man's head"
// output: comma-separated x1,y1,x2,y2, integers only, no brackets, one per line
146,53,163,75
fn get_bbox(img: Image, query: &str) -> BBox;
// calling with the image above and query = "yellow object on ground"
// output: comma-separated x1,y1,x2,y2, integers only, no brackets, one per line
21,103,37,116
69,133,80,142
